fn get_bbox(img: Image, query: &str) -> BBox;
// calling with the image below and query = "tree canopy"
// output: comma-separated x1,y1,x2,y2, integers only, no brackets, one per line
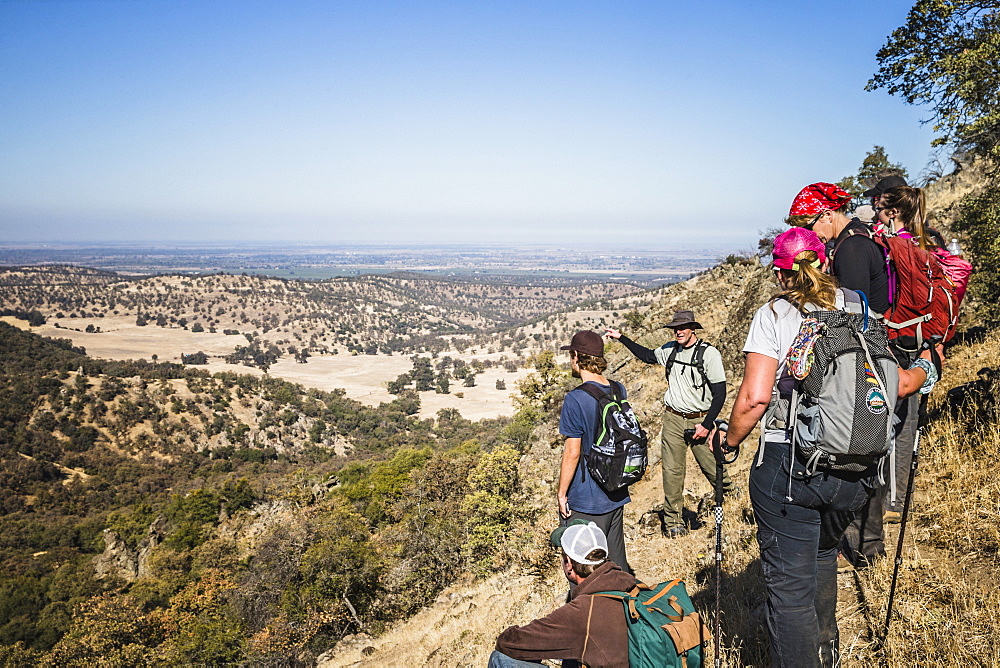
838,145,909,201
867,0,1000,163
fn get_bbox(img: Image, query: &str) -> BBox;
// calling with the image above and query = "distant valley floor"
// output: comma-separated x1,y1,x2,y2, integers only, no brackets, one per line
3,316,530,422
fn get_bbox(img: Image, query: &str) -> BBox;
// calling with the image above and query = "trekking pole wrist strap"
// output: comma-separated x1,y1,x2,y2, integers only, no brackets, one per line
909,357,938,395
713,420,739,463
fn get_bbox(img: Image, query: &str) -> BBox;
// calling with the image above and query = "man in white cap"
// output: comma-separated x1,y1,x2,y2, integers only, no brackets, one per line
489,520,636,668
607,312,731,538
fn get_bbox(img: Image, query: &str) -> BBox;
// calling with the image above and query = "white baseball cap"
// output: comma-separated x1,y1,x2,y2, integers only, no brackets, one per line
550,520,609,565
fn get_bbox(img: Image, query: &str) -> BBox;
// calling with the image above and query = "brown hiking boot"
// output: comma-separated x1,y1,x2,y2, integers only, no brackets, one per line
883,510,902,524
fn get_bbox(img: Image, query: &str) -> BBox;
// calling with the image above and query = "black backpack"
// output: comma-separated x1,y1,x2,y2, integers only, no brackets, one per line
663,341,712,401
576,381,648,493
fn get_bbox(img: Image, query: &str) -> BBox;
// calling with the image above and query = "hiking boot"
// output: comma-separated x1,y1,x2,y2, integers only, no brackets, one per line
662,526,690,539
883,510,902,524
836,554,854,573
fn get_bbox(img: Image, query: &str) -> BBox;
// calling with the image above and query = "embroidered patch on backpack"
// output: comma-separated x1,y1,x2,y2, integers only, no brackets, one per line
866,387,888,415
863,361,880,386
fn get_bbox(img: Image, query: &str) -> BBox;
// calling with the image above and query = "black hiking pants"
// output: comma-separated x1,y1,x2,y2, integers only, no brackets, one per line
563,505,632,576
751,441,874,668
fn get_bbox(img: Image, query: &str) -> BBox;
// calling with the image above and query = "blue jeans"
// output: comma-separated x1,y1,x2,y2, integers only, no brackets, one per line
750,441,874,668
487,650,546,667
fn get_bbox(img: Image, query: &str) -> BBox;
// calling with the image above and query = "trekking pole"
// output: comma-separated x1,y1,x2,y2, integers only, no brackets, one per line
711,419,738,668
884,335,940,638
883,393,923,637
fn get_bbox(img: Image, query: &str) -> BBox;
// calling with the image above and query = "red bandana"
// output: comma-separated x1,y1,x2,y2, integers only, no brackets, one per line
788,183,852,217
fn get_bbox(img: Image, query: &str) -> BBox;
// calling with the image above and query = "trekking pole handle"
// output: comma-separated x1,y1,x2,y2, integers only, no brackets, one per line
924,334,944,380
712,419,739,464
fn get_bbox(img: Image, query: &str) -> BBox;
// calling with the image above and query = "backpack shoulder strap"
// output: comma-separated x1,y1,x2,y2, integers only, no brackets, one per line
574,382,620,461
663,342,680,379
593,582,647,621
610,379,624,400
575,382,609,402
692,341,710,381
832,226,883,260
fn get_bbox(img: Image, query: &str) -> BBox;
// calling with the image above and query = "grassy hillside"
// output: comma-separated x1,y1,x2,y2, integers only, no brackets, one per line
319,166,1000,666
0,267,645,359
317,265,1000,668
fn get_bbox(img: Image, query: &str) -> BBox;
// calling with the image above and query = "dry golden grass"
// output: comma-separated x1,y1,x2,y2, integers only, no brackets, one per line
846,328,1000,666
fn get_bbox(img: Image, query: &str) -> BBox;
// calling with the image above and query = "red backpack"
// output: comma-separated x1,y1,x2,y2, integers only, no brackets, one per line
842,230,961,351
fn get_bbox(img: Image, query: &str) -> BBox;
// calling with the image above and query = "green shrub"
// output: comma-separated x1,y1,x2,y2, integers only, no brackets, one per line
954,185,1000,324
461,445,523,573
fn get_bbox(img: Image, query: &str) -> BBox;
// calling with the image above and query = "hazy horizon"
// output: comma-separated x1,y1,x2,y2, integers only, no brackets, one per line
0,239,735,251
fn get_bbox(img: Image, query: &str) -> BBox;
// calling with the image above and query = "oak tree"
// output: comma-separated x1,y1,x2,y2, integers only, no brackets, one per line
868,0,1000,162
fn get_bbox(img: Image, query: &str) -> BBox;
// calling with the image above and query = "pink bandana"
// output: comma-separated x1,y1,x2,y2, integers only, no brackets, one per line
772,227,827,270
788,183,852,217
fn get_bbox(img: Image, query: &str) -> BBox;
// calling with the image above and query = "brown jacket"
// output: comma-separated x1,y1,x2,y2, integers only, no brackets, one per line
494,561,635,668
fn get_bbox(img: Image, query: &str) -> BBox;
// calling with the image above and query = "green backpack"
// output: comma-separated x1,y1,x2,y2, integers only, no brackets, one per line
594,579,710,668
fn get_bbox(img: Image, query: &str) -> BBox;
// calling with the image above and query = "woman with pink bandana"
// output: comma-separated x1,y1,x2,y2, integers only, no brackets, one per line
720,227,934,668
784,184,896,573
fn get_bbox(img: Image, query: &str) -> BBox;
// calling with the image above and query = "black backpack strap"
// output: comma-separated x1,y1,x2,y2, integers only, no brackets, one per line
665,341,713,400
692,341,711,401
663,343,680,381
692,341,709,385
831,226,884,262
576,380,624,400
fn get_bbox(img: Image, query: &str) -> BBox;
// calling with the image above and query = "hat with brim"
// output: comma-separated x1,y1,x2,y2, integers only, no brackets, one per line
862,175,908,198
559,330,605,357
664,310,702,330
550,520,608,565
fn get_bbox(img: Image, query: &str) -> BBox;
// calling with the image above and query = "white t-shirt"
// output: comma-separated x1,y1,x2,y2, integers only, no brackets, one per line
653,340,725,413
743,291,847,382
743,291,847,441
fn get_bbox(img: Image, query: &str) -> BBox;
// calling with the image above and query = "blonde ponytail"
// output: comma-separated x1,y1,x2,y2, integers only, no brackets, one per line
772,250,838,312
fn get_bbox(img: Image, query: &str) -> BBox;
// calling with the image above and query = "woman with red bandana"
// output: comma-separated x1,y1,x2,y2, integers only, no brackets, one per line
786,183,892,572
785,183,890,314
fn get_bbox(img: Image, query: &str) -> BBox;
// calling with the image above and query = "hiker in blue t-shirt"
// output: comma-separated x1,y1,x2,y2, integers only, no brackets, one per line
556,330,632,575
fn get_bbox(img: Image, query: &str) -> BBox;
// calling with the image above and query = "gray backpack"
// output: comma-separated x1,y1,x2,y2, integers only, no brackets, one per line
766,289,899,476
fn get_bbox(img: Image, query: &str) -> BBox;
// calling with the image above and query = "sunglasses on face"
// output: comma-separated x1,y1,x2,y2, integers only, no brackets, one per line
805,211,825,231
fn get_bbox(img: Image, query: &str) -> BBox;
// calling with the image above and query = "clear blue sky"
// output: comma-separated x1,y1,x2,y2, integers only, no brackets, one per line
1,1,938,249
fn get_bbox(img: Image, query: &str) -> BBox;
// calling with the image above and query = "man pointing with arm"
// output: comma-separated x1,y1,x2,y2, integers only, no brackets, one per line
606,310,731,538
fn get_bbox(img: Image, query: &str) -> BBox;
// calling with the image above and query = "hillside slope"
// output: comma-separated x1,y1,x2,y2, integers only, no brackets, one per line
0,267,645,359
318,170,1000,666
319,260,776,667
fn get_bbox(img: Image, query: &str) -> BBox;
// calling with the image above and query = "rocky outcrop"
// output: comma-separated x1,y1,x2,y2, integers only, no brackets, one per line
93,515,167,582
93,529,138,581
